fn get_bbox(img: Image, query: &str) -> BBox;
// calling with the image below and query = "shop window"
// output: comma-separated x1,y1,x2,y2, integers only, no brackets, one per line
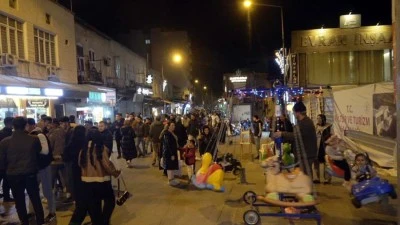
34,28,56,65
0,13,24,58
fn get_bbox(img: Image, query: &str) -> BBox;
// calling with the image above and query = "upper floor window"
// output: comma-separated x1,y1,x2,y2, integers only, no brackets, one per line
0,14,24,58
45,13,51,25
34,28,56,66
76,45,84,72
88,49,95,61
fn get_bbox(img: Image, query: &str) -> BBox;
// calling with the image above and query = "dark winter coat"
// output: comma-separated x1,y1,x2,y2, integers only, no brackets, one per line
198,132,215,156
175,121,188,147
0,130,42,175
133,122,145,137
120,126,137,160
0,127,12,142
161,131,179,170
143,123,150,138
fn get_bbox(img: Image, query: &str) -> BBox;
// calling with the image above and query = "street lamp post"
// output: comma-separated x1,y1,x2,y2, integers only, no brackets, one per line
161,52,183,113
243,1,286,84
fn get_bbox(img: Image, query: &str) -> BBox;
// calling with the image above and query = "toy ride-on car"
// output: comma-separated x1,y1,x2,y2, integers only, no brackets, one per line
351,176,397,208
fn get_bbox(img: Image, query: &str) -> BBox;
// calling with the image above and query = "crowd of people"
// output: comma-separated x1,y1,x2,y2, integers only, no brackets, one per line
0,110,224,225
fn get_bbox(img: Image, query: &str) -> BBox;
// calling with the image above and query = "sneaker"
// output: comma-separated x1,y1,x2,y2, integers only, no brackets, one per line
44,213,56,223
168,179,180,186
254,155,260,160
151,162,156,166
313,180,321,184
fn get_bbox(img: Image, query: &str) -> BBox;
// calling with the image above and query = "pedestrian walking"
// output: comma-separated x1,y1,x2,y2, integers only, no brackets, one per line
78,130,120,225
121,119,137,167
133,116,145,157
149,116,164,166
252,115,263,159
111,113,124,159
0,117,14,203
99,121,114,156
161,122,180,186
0,117,46,225
26,118,56,223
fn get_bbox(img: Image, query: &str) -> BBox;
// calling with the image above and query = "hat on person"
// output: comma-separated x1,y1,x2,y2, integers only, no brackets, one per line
293,101,307,113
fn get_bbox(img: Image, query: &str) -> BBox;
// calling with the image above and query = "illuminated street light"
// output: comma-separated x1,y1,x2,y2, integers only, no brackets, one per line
173,53,182,64
195,79,199,84
203,86,207,90
243,0,252,8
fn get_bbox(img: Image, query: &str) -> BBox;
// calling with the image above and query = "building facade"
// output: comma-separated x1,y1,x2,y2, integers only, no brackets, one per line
0,0,77,122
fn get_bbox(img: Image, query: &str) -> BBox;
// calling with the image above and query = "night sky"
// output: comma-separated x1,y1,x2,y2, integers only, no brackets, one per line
59,0,391,94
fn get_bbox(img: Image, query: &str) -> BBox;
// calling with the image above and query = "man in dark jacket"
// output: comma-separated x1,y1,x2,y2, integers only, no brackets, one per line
187,114,199,141
133,116,145,157
0,117,45,225
99,121,113,155
111,113,124,158
273,102,317,178
143,118,151,155
149,116,164,166
0,117,13,202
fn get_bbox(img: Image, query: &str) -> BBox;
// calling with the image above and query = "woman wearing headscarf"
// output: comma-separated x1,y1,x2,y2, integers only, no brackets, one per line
161,122,180,186
314,114,332,184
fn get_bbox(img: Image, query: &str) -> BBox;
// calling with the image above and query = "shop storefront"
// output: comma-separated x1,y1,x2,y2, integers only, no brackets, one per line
74,90,116,124
0,86,63,123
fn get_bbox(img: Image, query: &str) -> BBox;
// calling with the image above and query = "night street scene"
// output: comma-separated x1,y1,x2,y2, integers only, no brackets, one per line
0,0,399,224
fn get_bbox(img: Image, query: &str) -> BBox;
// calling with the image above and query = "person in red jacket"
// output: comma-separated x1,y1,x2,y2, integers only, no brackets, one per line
182,139,197,181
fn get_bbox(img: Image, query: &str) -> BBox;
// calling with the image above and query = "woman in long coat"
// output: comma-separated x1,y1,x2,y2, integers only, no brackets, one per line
120,119,137,168
161,122,180,186
314,114,332,184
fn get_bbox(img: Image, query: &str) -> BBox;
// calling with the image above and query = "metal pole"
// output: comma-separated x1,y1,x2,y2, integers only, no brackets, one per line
393,0,400,223
247,9,252,52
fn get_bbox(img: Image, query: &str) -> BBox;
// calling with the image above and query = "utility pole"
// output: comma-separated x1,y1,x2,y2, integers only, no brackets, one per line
393,0,400,224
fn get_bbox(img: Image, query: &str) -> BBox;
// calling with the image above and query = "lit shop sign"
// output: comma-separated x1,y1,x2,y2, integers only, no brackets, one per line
229,76,247,83
137,87,153,95
6,87,41,95
44,88,63,97
89,92,106,102
26,99,49,108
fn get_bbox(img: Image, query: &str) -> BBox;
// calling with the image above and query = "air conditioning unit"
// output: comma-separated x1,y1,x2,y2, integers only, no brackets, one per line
0,53,18,67
103,56,111,66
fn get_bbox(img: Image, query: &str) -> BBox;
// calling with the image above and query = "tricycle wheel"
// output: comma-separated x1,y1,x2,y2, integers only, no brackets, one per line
243,209,260,225
243,191,257,204
351,197,362,208
389,185,397,199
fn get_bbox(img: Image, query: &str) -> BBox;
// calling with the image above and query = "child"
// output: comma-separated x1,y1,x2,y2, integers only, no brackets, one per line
182,139,197,181
324,135,352,189
352,153,376,182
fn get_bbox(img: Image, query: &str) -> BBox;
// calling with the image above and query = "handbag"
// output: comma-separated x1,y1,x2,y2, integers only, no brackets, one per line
116,175,131,206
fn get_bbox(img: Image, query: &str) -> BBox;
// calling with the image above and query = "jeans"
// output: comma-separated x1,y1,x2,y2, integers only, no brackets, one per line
51,163,67,191
64,162,75,200
0,171,11,200
38,166,56,213
152,143,161,164
135,137,145,155
8,173,44,225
